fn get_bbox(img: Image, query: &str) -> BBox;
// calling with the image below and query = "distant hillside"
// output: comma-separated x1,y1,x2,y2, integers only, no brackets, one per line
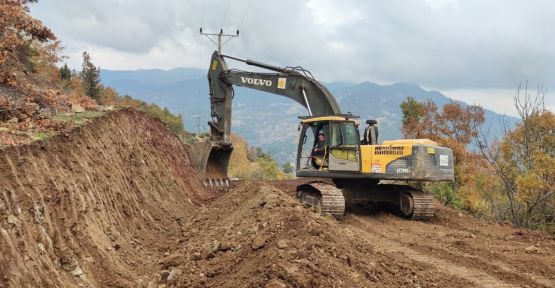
101,68,205,86
100,68,518,164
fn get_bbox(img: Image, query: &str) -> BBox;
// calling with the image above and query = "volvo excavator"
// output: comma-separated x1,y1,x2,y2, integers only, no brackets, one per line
191,51,454,220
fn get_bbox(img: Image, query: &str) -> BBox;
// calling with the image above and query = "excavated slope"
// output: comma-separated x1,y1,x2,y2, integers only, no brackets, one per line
0,109,213,287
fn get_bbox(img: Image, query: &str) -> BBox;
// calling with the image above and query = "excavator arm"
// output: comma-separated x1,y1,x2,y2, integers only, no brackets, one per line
192,51,341,181
207,51,341,145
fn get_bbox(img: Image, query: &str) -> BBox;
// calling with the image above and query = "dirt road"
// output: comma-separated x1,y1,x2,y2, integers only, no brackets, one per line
268,179,555,288
344,208,554,287
1,109,553,287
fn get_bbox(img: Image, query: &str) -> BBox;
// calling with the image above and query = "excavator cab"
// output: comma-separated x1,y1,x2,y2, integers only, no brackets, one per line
296,116,361,174
298,121,329,170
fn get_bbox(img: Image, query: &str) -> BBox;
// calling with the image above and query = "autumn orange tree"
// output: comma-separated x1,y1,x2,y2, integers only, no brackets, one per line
0,0,55,85
400,97,485,173
478,86,554,229
400,97,490,213
0,0,190,146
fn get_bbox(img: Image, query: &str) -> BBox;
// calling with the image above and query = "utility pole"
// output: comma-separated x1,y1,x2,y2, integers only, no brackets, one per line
200,28,239,53
192,115,202,134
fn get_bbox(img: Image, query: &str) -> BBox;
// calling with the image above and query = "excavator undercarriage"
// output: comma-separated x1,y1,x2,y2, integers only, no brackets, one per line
297,180,435,220
297,182,346,218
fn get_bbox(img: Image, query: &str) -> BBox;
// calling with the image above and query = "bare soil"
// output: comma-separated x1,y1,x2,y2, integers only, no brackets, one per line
1,109,553,287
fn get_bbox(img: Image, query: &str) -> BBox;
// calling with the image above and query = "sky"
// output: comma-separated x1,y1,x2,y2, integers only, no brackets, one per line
30,0,555,116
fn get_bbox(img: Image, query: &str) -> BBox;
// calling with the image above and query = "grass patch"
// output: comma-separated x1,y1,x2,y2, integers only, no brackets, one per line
425,182,466,211
52,111,105,126
33,132,49,142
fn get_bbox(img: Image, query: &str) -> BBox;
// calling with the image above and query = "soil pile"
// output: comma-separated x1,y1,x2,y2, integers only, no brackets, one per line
166,183,472,287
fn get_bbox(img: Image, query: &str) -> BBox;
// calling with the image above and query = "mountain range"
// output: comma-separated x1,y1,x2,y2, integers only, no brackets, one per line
100,68,518,165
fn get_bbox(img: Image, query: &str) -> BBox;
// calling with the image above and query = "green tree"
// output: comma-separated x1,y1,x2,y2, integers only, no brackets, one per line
255,157,284,180
255,147,273,161
282,162,294,174
59,63,71,81
400,96,426,138
135,102,184,134
80,51,100,102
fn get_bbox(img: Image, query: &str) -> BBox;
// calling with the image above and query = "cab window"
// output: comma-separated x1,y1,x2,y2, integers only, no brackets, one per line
330,122,342,147
331,122,358,147
342,122,358,146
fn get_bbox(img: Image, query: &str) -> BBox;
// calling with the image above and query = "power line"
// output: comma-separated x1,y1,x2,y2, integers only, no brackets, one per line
200,0,205,27
201,0,253,54
220,0,232,28
199,0,205,69
232,0,255,54
237,0,255,29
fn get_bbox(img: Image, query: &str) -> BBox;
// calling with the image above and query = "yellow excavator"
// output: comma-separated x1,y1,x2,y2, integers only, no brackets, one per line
191,51,454,219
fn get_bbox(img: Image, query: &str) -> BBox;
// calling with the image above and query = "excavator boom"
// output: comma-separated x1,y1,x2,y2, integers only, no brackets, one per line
192,51,341,181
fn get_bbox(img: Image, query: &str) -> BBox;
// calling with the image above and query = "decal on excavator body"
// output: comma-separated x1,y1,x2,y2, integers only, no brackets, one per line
439,155,449,166
240,77,272,87
277,77,287,89
396,167,411,174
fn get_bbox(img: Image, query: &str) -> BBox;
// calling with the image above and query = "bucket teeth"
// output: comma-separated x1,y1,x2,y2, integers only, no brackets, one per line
202,178,231,188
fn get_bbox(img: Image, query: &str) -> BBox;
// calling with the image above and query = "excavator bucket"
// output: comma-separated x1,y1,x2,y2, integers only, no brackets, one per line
190,140,233,187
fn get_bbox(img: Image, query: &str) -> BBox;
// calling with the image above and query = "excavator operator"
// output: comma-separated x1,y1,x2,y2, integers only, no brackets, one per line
311,132,329,169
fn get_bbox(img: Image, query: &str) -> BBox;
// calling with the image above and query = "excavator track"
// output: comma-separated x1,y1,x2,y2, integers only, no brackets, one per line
297,182,345,219
400,189,435,220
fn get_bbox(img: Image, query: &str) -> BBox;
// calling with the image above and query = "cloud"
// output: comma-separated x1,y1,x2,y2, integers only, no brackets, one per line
424,0,459,10
443,88,555,117
30,0,555,114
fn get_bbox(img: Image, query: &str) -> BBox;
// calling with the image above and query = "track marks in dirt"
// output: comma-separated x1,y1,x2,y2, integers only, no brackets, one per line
348,215,514,287
346,214,554,288
261,180,555,287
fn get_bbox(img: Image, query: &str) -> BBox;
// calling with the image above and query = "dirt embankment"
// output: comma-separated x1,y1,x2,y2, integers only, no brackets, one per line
0,109,554,287
0,109,213,287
